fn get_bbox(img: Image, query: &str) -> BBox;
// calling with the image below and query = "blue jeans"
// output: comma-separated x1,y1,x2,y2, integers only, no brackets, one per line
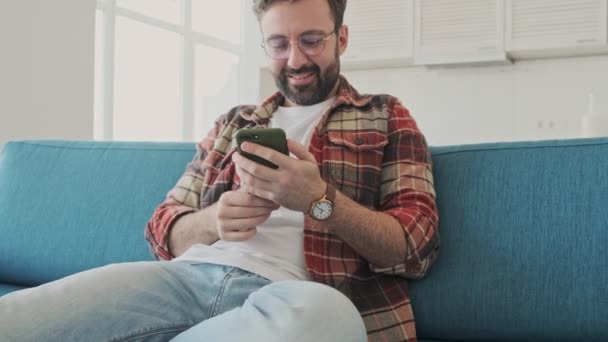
0,262,366,342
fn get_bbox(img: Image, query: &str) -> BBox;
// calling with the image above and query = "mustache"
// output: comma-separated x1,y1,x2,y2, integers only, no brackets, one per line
282,64,320,77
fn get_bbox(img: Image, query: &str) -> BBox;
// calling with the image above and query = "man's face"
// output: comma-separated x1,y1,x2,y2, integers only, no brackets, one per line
260,0,348,107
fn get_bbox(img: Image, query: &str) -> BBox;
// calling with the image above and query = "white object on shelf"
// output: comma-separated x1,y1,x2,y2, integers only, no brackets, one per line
581,92,608,138
413,0,510,66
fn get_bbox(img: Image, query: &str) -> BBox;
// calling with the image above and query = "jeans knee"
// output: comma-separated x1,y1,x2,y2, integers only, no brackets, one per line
254,281,367,340
284,281,355,313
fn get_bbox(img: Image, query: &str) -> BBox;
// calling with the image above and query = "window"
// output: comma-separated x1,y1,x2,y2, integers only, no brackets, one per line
95,0,243,141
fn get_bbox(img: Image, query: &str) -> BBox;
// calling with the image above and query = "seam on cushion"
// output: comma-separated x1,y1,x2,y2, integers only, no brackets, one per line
9,139,608,156
12,141,195,152
431,139,608,156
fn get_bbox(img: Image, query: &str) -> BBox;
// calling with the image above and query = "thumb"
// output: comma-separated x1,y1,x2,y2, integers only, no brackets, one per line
287,139,316,163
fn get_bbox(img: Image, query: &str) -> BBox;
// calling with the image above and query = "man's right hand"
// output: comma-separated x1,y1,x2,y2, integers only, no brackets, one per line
216,190,280,241
169,190,279,257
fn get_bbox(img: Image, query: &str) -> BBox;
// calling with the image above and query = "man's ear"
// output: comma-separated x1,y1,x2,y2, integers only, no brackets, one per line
338,25,349,56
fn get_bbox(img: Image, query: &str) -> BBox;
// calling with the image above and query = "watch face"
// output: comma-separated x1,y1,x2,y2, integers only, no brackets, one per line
312,200,333,220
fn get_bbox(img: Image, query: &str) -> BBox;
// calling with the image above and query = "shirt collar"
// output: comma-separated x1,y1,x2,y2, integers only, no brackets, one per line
239,75,373,127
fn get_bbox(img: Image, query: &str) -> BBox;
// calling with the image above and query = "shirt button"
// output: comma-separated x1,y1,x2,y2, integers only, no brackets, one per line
354,137,364,146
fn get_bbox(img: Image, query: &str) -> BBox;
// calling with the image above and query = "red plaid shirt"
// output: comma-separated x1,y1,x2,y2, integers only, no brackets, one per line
145,76,439,341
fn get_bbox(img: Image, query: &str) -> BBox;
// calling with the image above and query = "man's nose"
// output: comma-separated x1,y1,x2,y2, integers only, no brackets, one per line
286,43,309,70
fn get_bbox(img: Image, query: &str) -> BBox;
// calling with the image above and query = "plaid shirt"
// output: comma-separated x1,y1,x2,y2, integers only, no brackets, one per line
145,76,439,341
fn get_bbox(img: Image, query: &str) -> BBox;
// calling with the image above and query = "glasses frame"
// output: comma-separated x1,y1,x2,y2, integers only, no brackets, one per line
261,29,336,60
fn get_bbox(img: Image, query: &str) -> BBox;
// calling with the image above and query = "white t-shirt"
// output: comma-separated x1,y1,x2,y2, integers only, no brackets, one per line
172,97,336,282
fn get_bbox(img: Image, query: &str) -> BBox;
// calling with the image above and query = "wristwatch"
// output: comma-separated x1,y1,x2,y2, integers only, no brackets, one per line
308,182,336,221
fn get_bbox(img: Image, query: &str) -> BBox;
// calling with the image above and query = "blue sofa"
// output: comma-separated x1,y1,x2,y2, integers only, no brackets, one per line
1,139,606,341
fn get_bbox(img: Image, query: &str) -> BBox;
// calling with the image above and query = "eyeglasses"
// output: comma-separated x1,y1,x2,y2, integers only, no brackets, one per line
261,30,336,60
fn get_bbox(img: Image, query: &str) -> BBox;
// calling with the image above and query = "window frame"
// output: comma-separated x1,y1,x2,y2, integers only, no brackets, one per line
95,0,245,141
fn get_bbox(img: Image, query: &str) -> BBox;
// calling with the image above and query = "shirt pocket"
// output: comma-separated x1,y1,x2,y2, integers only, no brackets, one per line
324,131,388,207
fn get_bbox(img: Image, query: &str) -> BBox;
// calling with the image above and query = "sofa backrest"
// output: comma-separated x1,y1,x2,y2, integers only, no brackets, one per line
1,138,607,340
0,141,195,286
411,138,608,341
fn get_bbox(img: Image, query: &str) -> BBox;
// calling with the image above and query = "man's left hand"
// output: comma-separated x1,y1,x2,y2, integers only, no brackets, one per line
232,139,326,213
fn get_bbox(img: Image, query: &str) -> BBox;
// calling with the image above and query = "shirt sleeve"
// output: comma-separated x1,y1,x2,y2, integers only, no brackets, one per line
370,100,440,279
144,118,223,261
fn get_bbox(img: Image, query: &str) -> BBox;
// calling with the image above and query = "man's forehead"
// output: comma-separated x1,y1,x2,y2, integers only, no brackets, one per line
259,0,334,37
265,29,328,40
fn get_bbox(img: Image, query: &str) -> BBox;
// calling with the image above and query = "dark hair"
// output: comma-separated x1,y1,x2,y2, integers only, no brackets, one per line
252,0,347,30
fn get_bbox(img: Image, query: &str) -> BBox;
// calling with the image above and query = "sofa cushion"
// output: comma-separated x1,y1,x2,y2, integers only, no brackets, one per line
0,141,196,287
410,138,608,341
0,283,26,297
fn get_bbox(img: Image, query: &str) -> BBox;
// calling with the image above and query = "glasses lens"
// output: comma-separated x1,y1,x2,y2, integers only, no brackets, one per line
299,35,326,57
264,39,289,59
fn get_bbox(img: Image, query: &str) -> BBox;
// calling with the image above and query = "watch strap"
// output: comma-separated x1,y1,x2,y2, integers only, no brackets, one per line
324,182,336,203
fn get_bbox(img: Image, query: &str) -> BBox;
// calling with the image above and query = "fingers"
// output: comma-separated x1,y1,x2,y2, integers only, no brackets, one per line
217,205,276,220
217,213,269,241
233,153,273,185
235,161,271,189
219,227,257,241
221,190,278,208
216,191,278,241
287,139,316,163
236,142,291,170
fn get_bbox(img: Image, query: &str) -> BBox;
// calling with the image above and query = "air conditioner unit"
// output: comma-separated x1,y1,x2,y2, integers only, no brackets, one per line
414,0,511,66
506,0,608,59
341,0,415,70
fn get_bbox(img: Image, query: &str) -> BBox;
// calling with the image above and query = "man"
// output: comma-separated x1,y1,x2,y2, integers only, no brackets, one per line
148,0,439,340
0,0,438,341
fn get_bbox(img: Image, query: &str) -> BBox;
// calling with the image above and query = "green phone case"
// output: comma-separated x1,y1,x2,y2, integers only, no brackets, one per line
235,128,289,169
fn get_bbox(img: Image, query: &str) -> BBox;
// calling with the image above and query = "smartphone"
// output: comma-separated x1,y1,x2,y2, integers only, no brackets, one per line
235,128,289,169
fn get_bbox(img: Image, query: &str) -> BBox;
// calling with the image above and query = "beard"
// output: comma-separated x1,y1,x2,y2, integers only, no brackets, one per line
274,46,341,106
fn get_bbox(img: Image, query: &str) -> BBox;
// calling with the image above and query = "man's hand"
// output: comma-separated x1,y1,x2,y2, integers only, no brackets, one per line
232,139,326,213
216,190,279,241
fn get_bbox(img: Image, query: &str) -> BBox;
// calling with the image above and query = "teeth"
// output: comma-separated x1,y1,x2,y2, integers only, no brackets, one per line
290,73,312,79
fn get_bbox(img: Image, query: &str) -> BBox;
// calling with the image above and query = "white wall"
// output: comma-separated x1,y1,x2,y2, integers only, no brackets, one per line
258,55,608,147
258,54,608,147
0,0,96,150
343,56,608,146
